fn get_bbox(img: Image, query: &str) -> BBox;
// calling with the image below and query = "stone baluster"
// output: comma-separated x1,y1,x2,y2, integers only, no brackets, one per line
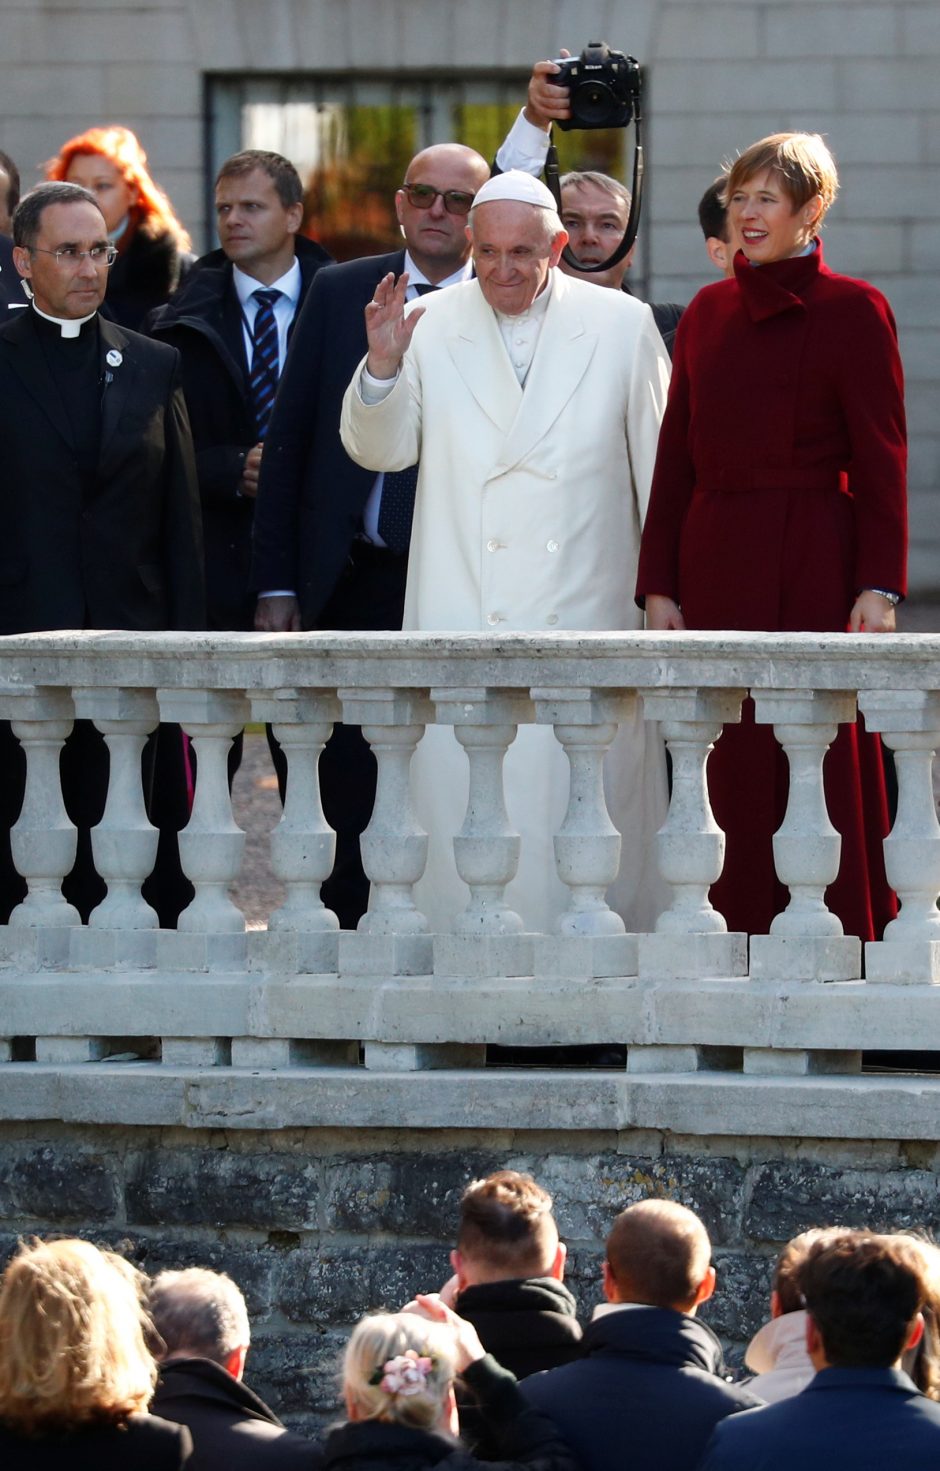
251,691,341,934
749,690,861,982
337,688,432,944
637,688,747,980
158,689,250,933
531,688,628,936
859,690,940,984
431,688,533,938
69,687,161,932
2,687,80,929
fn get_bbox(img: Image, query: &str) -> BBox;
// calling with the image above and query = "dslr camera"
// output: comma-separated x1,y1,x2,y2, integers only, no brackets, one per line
553,41,641,131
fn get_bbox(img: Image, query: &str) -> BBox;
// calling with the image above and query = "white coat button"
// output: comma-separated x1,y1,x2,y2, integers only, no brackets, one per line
546,614,559,626
486,612,500,626
486,539,500,552
546,539,559,553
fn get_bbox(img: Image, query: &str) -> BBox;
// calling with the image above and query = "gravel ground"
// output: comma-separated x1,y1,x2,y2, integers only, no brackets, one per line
229,732,286,928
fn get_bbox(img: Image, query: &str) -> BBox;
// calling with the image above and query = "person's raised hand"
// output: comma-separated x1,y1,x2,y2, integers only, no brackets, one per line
401,1293,486,1373
525,51,572,128
364,272,424,380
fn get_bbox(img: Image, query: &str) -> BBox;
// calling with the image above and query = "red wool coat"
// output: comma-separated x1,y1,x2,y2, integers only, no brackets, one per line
636,243,908,940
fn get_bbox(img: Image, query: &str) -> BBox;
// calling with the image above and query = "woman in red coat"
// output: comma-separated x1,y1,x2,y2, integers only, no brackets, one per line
636,132,907,941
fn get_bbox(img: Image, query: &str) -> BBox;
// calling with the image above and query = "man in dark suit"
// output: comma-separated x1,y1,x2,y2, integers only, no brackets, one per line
149,1267,313,1471
0,151,26,314
0,181,204,920
149,150,331,632
698,1229,940,1470
250,143,490,927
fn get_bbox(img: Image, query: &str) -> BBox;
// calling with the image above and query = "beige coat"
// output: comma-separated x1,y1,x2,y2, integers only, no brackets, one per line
341,270,671,932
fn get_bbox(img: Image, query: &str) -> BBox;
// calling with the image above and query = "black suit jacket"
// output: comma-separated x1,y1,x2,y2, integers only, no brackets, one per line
250,248,407,627
152,1358,314,1471
0,234,28,315
0,308,204,634
148,235,331,629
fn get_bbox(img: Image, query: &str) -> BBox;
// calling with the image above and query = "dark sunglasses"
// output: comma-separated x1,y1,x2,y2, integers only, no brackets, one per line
400,183,475,216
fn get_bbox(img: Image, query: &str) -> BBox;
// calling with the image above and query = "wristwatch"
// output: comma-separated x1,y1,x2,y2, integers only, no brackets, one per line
866,587,901,607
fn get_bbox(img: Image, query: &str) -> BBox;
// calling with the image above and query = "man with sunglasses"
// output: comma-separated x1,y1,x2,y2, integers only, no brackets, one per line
251,142,490,929
0,181,203,921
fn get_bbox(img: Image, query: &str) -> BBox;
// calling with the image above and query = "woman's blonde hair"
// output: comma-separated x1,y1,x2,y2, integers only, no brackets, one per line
343,1313,457,1430
0,1238,157,1436
724,132,839,231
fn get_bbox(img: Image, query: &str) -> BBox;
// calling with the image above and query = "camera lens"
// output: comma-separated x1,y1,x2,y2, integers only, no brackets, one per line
573,81,616,126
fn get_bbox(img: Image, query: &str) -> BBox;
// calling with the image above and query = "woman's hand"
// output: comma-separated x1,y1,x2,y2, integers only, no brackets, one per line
849,590,897,633
364,272,424,380
645,594,686,631
401,1292,485,1373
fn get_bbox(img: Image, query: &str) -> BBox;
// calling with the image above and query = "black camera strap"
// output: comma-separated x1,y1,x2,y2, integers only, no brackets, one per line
544,106,645,275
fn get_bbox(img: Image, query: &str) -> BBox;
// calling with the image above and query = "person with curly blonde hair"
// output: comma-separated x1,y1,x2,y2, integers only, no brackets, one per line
0,1237,191,1469
328,1295,578,1471
47,124,192,327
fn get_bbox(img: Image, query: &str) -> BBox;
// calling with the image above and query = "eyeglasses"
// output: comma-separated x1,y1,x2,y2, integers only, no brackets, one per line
400,183,476,216
29,244,118,267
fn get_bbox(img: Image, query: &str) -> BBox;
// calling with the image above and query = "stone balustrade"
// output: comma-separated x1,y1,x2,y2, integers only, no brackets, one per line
0,629,938,1139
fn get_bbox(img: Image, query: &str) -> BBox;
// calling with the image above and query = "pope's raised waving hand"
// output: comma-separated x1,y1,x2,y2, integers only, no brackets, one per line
364,272,426,381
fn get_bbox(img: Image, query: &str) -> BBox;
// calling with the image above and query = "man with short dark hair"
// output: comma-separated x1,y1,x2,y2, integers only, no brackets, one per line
699,1230,940,1470
0,181,203,922
697,176,736,277
495,60,684,354
149,1267,313,1470
149,149,331,632
250,141,491,928
447,1170,581,1378
520,1200,760,1471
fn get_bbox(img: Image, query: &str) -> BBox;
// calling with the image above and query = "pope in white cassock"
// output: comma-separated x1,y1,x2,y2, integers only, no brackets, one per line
340,170,670,935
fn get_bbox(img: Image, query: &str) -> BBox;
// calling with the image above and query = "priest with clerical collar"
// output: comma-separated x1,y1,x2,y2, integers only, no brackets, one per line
0,181,203,926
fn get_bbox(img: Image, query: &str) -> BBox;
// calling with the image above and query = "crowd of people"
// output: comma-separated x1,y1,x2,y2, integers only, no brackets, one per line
0,51,908,939
1,1171,938,1469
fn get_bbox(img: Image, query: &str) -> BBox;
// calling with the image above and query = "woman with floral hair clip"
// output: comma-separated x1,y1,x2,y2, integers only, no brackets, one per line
323,1294,579,1471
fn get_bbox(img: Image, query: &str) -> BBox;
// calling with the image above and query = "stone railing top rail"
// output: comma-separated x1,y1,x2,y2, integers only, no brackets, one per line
0,629,938,693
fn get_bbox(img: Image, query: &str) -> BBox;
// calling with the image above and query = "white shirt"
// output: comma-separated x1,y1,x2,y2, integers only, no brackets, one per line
232,259,302,369
495,110,552,175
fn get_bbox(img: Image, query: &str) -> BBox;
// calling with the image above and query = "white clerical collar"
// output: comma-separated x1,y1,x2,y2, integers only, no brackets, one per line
31,302,97,338
493,264,554,327
403,251,474,291
232,258,302,309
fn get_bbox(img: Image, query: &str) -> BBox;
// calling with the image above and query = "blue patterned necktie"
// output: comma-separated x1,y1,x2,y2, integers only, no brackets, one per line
249,288,281,437
377,283,437,554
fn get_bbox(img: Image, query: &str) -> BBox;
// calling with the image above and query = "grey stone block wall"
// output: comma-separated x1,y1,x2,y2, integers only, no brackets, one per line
1,1120,939,1436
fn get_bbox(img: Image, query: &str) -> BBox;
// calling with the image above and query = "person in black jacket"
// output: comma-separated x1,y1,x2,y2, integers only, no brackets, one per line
0,1237,192,1471
520,1199,761,1471
325,1296,580,1471
148,1266,313,1471
250,142,489,926
699,1230,940,1471
445,1170,582,1380
149,150,332,634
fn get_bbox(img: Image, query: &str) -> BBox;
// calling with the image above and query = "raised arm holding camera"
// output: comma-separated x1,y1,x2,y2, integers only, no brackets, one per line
495,43,684,354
